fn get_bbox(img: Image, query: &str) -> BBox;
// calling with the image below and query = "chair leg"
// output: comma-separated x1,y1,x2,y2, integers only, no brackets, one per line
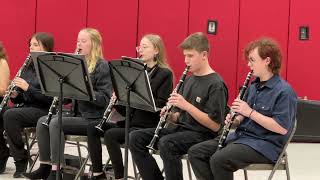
285,158,290,180
132,158,139,180
27,152,39,173
75,154,90,180
186,158,193,180
243,169,248,180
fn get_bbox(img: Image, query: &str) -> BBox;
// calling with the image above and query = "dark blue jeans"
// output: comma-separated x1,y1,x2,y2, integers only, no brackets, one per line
129,126,213,180
188,138,272,180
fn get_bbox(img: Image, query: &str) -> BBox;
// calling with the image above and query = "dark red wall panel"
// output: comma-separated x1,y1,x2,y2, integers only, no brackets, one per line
189,0,240,102
0,1,36,77
36,0,87,53
138,0,189,82
87,0,138,60
287,0,320,100
237,0,290,92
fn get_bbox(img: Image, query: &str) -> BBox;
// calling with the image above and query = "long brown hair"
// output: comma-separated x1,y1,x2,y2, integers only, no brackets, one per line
0,42,8,61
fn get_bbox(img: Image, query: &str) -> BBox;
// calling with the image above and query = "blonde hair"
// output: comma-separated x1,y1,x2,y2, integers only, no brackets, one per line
142,34,170,69
80,28,104,73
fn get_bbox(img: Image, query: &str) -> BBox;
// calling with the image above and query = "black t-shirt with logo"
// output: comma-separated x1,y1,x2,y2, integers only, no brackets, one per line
175,73,228,136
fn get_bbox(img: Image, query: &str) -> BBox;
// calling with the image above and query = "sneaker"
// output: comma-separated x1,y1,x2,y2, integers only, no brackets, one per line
22,164,51,179
46,170,62,180
13,158,28,178
91,173,107,180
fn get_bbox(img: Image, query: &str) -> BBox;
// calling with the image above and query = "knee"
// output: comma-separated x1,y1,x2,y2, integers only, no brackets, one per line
129,130,145,151
210,151,227,170
48,117,59,133
87,121,99,137
188,144,200,162
3,110,17,129
158,137,175,157
103,129,114,145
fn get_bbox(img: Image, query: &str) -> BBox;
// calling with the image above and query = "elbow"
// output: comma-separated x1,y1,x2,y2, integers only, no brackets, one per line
211,123,221,132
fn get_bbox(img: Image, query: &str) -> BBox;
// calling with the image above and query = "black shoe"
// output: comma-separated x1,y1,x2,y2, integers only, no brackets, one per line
13,158,28,178
91,173,107,180
22,164,52,179
46,170,62,180
0,155,9,174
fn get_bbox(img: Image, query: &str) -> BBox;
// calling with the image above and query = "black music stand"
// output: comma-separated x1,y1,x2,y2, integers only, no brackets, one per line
109,57,157,180
31,51,95,180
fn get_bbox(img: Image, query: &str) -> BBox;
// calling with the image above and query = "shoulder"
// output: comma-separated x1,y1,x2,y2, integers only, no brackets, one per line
0,58,9,71
157,67,173,76
202,73,226,88
94,59,110,71
277,78,297,98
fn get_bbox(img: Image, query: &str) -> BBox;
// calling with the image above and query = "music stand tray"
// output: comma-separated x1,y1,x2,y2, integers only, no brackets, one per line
31,51,95,101
109,58,157,112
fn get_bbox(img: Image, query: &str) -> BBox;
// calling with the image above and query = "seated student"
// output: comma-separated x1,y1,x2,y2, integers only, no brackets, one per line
129,32,229,180
188,38,297,180
22,28,112,180
0,42,10,174
87,34,173,180
2,32,54,178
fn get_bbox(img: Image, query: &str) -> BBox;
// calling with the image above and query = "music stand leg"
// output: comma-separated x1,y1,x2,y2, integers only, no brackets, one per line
124,88,131,180
57,78,64,180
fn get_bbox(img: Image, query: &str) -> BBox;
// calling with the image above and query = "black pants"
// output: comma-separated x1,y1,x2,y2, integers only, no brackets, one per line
188,138,272,180
3,107,48,161
87,121,139,179
0,107,10,159
129,126,213,180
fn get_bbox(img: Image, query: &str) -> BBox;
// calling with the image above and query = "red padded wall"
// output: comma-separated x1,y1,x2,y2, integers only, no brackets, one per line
137,0,189,82
36,0,87,53
237,0,290,91
87,0,138,60
287,0,320,100
0,1,36,77
189,0,240,102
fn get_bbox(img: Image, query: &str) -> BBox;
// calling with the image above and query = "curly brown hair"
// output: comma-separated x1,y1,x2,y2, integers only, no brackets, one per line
245,38,282,74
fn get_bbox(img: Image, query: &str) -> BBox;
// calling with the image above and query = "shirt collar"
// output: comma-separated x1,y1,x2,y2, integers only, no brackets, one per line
252,74,280,89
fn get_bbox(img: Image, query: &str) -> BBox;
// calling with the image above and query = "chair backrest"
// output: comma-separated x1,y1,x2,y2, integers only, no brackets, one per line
273,118,297,169
243,118,297,180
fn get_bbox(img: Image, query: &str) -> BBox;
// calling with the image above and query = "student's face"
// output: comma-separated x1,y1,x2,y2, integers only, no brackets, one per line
77,31,92,56
137,38,158,63
247,48,270,77
29,37,45,52
183,49,207,73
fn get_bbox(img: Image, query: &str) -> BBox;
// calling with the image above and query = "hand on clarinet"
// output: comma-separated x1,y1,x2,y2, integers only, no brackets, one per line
168,92,190,111
13,77,29,91
231,99,253,117
8,90,18,98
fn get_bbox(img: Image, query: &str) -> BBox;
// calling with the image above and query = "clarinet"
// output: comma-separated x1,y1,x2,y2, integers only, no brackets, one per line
95,94,117,132
217,70,253,150
41,97,59,127
0,54,32,112
41,49,82,127
147,66,190,153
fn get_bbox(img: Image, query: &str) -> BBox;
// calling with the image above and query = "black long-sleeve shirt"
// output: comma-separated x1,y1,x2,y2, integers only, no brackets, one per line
77,59,112,119
11,62,52,110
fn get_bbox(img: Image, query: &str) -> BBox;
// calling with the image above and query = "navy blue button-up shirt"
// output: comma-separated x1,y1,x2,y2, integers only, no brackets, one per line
227,75,297,162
